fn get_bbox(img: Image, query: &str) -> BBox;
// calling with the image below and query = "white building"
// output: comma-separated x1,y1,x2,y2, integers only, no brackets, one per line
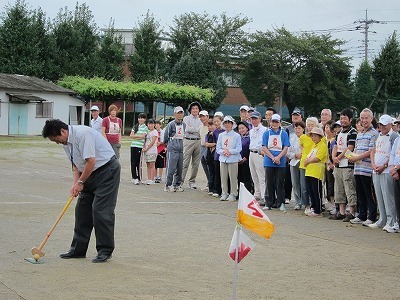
0,74,84,135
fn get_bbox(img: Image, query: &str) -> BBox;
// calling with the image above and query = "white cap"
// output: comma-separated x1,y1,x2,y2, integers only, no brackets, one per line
239,105,250,111
90,105,99,111
223,115,235,123
174,106,184,113
379,114,393,126
214,111,224,118
199,110,209,116
271,114,281,122
334,120,342,126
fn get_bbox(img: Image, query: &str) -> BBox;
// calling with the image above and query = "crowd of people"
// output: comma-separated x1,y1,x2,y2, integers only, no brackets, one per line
91,102,400,234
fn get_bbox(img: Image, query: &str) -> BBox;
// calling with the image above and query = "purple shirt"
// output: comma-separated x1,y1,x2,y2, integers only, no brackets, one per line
213,128,225,160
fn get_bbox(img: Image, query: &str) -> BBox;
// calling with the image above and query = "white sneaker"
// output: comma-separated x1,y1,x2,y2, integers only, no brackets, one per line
208,191,213,195
220,194,229,201
304,208,312,215
285,199,290,204
350,217,364,224
188,182,197,189
201,186,209,192
367,222,381,229
212,193,219,197
362,219,373,226
131,178,140,185
146,180,154,185
383,223,399,233
164,186,174,192
329,207,337,215
279,203,286,211
227,195,237,201
175,186,184,192
294,204,301,210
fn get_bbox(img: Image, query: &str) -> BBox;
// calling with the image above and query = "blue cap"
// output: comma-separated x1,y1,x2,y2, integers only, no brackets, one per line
250,111,261,118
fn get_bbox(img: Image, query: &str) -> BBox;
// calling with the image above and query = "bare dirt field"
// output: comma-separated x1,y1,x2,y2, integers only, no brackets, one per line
1,136,400,300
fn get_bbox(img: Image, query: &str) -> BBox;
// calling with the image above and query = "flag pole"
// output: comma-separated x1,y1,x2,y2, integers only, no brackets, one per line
233,223,241,300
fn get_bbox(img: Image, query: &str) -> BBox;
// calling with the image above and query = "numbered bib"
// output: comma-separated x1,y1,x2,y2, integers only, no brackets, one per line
374,135,391,166
268,130,283,152
337,131,349,167
175,125,184,139
222,135,234,150
108,117,120,134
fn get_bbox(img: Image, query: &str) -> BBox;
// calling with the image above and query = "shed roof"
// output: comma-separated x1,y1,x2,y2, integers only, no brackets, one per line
0,73,76,94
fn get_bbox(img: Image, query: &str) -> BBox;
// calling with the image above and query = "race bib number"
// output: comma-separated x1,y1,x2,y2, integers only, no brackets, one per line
175,125,184,139
223,135,233,150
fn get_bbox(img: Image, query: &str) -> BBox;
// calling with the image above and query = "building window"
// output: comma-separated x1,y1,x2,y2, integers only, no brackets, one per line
36,102,53,118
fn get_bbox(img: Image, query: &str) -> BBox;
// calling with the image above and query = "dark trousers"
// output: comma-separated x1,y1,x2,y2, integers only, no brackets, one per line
213,160,222,195
130,146,142,180
355,174,377,221
306,176,322,214
393,179,400,223
206,161,215,192
238,162,253,194
325,168,335,202
284,162,292,200
265,167,285,208
201,155,211,186
70,157,120,256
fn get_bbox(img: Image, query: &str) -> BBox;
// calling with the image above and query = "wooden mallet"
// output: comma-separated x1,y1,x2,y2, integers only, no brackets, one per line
31,195,75,261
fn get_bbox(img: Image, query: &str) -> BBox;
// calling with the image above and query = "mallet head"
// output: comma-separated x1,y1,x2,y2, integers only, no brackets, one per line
31,247,45,257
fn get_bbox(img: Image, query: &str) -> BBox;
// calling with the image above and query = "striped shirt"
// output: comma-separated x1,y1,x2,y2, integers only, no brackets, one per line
353,126,378,176
130,124,149,148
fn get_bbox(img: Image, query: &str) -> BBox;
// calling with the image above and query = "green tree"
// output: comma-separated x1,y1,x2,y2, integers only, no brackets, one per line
240,28,352,116
352,60,376,111
373,31,400,113
51,3,98,79
95,20,125,81
167,12,249,109
169,51,226,110
0,0,55,78
129,11,165,82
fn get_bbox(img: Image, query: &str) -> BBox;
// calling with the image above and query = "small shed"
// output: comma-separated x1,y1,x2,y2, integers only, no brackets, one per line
0,74,84,135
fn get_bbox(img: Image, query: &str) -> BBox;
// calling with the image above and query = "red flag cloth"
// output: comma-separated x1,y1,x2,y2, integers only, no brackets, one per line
228,227,256,263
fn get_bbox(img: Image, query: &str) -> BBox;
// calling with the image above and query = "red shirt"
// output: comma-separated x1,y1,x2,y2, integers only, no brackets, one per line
102,116,122,144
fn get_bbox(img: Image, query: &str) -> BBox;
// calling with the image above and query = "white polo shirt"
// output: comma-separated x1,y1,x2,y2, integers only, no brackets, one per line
64,125,115,172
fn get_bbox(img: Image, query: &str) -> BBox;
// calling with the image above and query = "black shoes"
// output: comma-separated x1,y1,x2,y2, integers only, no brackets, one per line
60,250,111,262
92,254,112,263
59,251,86,259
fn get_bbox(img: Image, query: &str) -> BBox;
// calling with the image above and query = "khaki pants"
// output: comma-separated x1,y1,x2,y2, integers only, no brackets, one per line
220,162,239,197
182,138,201,184
334,167,357,206
249,152,265,199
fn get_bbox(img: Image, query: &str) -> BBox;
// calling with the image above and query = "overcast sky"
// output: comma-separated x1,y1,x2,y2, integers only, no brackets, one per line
2,0,400,72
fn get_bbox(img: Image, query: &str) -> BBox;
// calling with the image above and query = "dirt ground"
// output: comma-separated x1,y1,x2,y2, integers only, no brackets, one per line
1,136,400,300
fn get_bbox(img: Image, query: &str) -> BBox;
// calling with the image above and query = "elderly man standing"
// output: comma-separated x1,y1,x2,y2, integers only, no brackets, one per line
320,108,332,128
249,111,267,204
90,105,103,133
182,101,203,189
349,108,378,225
42,119,120,263
239,105,253,130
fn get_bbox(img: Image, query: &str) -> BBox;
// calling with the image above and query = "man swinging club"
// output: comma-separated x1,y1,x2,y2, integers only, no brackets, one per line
42,119,121,263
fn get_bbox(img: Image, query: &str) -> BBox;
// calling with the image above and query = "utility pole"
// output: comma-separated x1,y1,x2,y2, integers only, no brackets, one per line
354,10,380,62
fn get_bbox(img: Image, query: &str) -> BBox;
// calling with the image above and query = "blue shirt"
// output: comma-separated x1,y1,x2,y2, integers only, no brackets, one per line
262,127,290,168
216,130,242,163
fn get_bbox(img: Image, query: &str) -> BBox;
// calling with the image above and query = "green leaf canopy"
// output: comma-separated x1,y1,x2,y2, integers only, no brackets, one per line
58,76,214,107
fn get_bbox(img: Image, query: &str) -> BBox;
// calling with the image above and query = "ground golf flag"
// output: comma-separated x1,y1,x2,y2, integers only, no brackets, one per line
228,227,255,263
237,183,275,239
